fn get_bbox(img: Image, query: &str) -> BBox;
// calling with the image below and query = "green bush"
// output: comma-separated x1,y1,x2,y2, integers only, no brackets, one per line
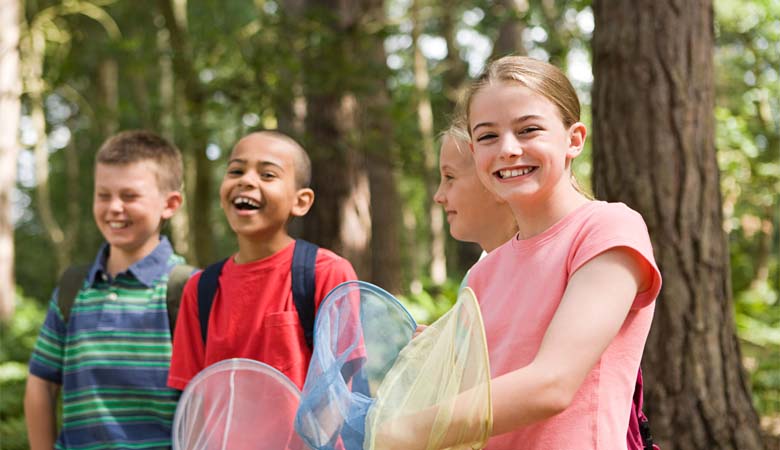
0,292,47,450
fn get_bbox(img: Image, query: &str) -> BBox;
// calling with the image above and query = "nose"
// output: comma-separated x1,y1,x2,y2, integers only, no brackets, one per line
498,133,523,160
237,170,259,188
433,180,446,205
107,196,123,213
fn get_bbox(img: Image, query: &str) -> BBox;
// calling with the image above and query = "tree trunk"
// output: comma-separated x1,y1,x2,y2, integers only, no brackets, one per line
21,16,71,275
361,0,402,294
300,0,374,278
591,1,765,448
0,0,21,322
489,0,528,60
411,0,447,285
158,0,215,267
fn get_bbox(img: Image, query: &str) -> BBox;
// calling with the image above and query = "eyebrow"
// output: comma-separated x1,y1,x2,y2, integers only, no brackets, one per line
227,158,285,171
471,114,544,134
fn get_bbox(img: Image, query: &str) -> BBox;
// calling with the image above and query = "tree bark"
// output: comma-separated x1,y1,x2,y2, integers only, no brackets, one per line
489,0,528,60
592,1,765,448
361,0,402,294
300,0,372,278
0,0,21,322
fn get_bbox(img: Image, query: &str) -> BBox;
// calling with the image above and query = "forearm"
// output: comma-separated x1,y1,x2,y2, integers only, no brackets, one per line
24,374,59,450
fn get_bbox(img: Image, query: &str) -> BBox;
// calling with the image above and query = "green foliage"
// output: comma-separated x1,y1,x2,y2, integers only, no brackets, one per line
397,277,462,325
0,292,47,450
715,0,780,421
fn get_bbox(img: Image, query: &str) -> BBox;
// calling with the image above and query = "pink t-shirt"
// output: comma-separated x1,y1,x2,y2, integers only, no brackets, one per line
467,201,662,450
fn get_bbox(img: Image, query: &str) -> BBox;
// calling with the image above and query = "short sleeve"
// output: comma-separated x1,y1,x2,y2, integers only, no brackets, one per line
167,272,206,390
312,251,359,310
28,292,67,384
568,203,662,310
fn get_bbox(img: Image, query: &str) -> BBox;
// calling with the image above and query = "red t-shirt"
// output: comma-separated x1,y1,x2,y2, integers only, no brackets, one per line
168,242,358,390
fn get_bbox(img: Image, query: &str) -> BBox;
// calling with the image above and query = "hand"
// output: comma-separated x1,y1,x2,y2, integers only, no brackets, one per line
413,324,428,339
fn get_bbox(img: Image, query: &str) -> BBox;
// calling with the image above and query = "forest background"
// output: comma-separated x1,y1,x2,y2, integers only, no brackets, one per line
0,0,777,449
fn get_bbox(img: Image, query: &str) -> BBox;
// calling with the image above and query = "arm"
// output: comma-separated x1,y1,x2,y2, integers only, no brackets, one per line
25,374,60,450
375,247,647,449
489,247,646,434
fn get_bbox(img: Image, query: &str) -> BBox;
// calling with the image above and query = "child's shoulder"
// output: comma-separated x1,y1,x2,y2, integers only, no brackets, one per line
581,201,647,229
314,247,352,267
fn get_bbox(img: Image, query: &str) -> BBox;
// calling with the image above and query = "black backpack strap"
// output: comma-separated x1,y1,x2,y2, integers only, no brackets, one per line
166,264,196,336
196,259,227,345
291,239,319,349
56,265,91,325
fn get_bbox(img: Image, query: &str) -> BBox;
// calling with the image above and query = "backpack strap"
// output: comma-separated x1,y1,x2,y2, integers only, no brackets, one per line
291,239,319,349
166,264,196,335
56,265,91,324
196,259,227,345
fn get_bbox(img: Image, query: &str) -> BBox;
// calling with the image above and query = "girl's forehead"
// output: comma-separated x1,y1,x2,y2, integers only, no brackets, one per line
440,137,473,168
469,82,561,125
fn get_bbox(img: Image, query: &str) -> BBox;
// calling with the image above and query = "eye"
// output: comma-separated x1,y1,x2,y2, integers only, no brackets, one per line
227,167,243,176
444,174,455,181
96,193,111,200
260,171,277,180
519,126,542,135
475,132,498,142
120,193,139,201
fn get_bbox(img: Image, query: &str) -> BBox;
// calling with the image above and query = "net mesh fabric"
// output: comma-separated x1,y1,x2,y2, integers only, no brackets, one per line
364,287,492,450
172,358,306,450
295,281,417,450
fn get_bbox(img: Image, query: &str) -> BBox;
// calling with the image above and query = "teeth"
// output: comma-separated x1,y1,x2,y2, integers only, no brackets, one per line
108,221,127,229
499,167,534,179
233,196,260,207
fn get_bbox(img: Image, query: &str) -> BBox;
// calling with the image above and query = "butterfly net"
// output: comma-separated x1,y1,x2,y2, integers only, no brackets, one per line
172,358,306,450
363,287,492,450
295,281,417,450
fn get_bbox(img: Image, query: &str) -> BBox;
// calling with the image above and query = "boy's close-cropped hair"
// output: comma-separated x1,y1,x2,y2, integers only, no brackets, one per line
96,130,183,193
257,130,312,189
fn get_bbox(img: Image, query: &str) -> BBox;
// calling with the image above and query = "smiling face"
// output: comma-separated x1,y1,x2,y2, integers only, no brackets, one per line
93,161,179,262
468,82,586,208
219,133,313,243
434,134,516,250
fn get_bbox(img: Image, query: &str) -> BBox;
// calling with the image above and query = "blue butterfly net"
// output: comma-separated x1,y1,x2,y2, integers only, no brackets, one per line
294,281,417,450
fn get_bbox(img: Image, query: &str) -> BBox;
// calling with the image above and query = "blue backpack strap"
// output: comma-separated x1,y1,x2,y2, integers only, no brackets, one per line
292,239,318,349
196,259,227,345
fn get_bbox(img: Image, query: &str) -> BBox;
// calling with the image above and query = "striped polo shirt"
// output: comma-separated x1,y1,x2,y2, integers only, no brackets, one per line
29,237,184,450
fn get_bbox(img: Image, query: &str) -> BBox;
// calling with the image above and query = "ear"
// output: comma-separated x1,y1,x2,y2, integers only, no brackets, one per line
291,188,315,217
161,191,183,220
566,122,587,160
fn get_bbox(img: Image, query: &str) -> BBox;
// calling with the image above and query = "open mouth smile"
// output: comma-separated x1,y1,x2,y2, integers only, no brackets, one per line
232,196,262,211
495,166,537,179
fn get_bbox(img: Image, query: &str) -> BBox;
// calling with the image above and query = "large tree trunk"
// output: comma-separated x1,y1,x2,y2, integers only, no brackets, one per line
300,0,372,278
0,0,21,322
592,1,765,449
158,0,215,266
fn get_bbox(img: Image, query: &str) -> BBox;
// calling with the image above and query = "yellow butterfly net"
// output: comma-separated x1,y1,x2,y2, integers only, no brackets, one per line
364,287,492,450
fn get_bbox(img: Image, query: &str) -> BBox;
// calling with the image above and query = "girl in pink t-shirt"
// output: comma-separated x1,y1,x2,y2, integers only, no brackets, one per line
377,56,662,450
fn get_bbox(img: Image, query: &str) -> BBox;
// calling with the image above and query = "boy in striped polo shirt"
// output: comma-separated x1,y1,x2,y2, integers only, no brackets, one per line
25,130,189,449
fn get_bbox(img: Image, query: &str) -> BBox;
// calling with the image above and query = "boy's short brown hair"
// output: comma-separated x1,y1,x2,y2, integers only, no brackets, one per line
96,130,183,192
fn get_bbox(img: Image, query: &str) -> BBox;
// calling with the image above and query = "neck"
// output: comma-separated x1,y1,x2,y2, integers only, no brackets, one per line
235,232,294,264
106,238,160,277
511,183,590,240
480,218,518,253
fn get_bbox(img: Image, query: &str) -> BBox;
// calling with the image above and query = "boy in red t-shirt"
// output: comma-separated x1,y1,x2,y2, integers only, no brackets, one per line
168,131,358,391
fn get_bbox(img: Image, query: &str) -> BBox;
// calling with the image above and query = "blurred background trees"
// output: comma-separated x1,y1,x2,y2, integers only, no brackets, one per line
1,0,777,448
